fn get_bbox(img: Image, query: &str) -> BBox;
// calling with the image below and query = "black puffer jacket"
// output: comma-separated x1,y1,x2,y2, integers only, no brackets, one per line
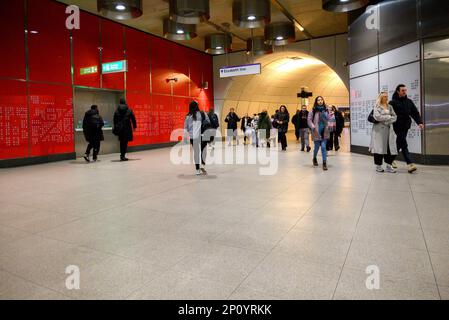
113,103,137,142
274,111,290,133
389,93,422,132
225,112,241,130
83,109,104,143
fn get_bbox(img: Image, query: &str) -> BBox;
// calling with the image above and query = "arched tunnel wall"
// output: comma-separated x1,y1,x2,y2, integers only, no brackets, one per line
212,34,349,132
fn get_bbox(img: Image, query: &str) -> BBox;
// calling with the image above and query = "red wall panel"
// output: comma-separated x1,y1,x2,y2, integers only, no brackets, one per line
151,37,172,95
101,19,125,90
126,29,150,93
29,83,74,156
0,80,28,159
151,94,173,143
172,97,190,132
28,0,71,84
73,12,101,88
0,0,26,80
172,45,190,97
127,92,151,146
189,50,204,99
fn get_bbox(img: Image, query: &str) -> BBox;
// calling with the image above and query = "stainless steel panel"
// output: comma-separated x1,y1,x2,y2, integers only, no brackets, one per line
74,88,122,157
421,0,449,38
424,37,449,60
379,0,418,53
424,58,449,155
348,6,378,63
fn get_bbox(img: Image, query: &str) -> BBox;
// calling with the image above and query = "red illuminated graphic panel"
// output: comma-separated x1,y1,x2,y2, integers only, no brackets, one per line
0,80,28,159
172,45,190,97
28,0,71,84
73,12,101,88
151,37,172,95
126,29,150,93
29,83,74,156
101,19,125,90
127,92,151,146
172,97,189,132
0,0,26,80
151,94,173,143
189,50,204,99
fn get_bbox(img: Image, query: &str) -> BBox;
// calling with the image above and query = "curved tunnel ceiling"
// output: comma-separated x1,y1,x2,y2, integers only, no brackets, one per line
220,51,349,123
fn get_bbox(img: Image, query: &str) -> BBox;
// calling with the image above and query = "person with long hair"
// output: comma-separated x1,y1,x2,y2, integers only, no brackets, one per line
184,100,211,176
274,105,290,151
370,92,398,173
308,96,330,171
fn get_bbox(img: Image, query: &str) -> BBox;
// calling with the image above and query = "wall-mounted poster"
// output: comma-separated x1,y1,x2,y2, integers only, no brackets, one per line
350,73,379,148
379,62,422,154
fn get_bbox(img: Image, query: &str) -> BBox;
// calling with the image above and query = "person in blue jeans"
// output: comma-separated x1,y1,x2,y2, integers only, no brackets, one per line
308,96,330,171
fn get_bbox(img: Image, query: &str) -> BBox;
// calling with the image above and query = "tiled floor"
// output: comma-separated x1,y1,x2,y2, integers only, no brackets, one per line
1,136,448,300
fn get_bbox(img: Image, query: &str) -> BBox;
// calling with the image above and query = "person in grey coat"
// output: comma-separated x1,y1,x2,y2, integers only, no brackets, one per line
369,92,398,173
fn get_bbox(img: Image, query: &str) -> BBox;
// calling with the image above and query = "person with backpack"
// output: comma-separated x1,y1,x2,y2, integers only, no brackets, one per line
389,84,424,173
308,96,330,171
184,100,211,176
113,98,137,162
82,105,104,162
274,105,290,151
207,107,220,149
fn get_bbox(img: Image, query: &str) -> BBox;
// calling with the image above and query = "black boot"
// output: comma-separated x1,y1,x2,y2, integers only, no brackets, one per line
313,157,319,167
323,161,328,171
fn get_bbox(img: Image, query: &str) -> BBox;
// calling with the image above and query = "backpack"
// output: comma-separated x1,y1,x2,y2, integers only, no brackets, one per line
209,113,220,129
200,111,212,134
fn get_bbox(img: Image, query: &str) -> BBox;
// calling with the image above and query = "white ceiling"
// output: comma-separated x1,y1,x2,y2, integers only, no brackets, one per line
58,0,348,52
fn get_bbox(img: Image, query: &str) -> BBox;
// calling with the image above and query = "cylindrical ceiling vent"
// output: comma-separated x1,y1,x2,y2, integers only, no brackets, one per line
169,0,210,24
205,33,232,54
163,18,197,40
232,0,271,29
322,0,370,12
97,0,143,20
264,21,295,46
247,36,272,56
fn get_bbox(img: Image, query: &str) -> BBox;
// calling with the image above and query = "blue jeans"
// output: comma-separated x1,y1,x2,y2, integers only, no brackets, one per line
314,140,327,162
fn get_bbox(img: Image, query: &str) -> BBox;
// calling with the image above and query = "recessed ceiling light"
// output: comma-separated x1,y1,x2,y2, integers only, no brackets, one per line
247,15,256,21
276,36,284,40
176,29,185,34
216,46,223,50
115,4,126,11
30,30,38,34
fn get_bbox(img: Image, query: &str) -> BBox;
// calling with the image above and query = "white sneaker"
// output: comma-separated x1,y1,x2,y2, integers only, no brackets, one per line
195,170,202,176
376,165,385,173
392,161,398,169
386,165,397,173
200,168,207,175
408,163,417,173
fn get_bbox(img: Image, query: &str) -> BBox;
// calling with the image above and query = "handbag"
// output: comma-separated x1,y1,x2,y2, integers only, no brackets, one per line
367,110,379,124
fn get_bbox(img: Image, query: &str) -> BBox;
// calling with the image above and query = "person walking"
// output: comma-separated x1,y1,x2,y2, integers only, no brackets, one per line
296,105,311,152
113,98,137,162
292,109,301,142
369,92,398,173
258,109,272,148
207,107,220,149
184,100,211,176
224,108,241,146
251,114,259,147
326,107,337,151
389,84,424,173
82,105,104,162
241,114,253,145
333,106,345,151
308,96,330,171
274,105,290,151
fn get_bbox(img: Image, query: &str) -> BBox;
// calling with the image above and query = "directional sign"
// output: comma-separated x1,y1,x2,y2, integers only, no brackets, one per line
102,60,127,74
219,63,261,78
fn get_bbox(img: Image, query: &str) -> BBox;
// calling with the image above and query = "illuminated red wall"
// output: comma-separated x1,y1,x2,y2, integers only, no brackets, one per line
0,0,214,161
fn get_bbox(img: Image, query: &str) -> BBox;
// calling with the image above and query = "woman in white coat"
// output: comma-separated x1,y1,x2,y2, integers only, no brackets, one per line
369,92,398,173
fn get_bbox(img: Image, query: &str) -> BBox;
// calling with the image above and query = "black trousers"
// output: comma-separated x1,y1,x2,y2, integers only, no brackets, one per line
294,128,300,140
327,132,340,151
120,140,128,158
278,132,287,150
374,145,396,166
190,139,208,170
396,129,412,164
86,140,100,158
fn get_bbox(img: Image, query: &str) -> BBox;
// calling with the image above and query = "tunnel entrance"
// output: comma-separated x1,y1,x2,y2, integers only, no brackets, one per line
219,52,350,151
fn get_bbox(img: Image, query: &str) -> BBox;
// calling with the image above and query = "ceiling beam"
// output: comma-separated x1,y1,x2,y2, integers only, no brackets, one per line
270,0,313,39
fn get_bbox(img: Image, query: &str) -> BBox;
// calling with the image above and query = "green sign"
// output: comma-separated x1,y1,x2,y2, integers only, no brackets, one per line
80,66,98,75
102,60,127,74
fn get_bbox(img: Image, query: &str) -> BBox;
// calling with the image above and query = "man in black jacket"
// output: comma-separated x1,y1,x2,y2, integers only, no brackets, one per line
390,84,424,173
113,98,137,161
292,105,311,152
83,105,104,162
225,108,241,146
208,107,220,149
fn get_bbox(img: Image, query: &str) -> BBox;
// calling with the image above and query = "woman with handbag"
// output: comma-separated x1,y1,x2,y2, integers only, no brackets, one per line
369,92,398,173
308,96,330,171
184,100,211,176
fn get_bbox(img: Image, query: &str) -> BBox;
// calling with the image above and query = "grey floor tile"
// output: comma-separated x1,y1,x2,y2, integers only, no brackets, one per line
429,252,449,287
